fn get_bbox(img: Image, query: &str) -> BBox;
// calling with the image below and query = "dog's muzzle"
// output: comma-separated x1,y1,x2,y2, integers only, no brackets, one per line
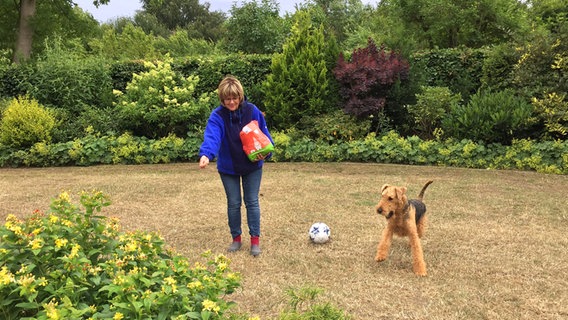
377,207,394,219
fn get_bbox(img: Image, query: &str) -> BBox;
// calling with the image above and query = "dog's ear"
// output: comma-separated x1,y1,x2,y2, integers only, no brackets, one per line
380,184,389,193
395,187,407,200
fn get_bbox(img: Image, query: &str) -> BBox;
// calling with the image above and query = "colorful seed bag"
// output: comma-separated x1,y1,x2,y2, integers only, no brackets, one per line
240,120,274,162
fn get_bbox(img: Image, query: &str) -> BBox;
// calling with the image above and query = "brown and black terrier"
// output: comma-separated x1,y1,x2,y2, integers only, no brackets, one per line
374,180,433,276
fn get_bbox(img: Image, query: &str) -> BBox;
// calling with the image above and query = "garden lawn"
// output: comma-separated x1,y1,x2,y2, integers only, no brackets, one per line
1,162,567,319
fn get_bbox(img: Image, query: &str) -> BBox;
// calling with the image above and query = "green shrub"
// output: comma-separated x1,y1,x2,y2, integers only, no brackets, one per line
0,63,30,99
154,30,221,57
531,92,568,140
0,96,56,148
264,130,567,174
406,86,461,139
480,43,518,92
0,191,241,319
114,56,214,139
441,89,533,144
262,11,340,130
22,39,113,114
298,109,371,143
88,24,160,61
411,48,485,101
109,60,148,93
1,130,566,175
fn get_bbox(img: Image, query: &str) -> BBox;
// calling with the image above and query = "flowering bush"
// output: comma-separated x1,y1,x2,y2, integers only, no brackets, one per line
0,191,240,319
114,55,214,139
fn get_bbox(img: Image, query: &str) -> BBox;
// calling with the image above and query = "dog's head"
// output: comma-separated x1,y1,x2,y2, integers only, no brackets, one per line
375,184,408,219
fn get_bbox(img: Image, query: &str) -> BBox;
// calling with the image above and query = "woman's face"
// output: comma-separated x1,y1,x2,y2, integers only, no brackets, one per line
223,96,240,111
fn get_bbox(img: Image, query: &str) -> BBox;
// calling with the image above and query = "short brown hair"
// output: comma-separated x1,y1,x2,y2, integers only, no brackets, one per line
217,75,244,105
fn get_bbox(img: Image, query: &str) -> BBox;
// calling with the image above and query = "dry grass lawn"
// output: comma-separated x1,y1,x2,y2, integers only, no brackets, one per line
1,162,567,319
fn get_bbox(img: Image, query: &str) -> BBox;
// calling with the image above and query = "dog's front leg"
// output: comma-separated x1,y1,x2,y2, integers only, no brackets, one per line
409,233,427,276
375,227,393,262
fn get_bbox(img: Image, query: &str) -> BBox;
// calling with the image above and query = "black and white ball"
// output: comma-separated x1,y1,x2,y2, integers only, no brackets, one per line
308,222,331,244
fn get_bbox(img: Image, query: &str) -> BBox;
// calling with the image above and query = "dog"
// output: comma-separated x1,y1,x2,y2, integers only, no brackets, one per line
374,180,433,276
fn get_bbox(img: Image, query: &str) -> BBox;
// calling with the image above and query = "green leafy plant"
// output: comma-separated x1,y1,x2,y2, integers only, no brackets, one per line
88,23,160,61
279,286,351,320
0,96,56,148
0,190,241,319
531,92,568,140
297,109,371,143
441,89,533,144
22,38,113,115
114,56,214,139
1,130,567,174
406,86,461,139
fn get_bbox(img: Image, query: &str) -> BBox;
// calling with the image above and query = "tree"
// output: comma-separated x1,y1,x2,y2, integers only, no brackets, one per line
225,0,288,54
366,0,530,50
141,0,226,41
298,0,371,48
11,0,109,63
511,0,568,99
262,10,340,129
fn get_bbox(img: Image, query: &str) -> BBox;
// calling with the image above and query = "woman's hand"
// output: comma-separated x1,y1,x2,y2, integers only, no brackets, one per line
199,155,210,169
256,153,270,161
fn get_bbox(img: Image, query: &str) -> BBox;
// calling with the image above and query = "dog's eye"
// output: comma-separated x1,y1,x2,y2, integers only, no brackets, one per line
388,197,393,201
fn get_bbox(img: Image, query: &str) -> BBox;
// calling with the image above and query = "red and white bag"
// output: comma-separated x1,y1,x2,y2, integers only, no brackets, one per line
240,120,274,162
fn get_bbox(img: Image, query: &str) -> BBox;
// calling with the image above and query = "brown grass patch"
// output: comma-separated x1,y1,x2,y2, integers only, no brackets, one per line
1,163,567,319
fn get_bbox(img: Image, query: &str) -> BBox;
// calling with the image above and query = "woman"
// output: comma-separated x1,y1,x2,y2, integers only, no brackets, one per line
198,75,273,256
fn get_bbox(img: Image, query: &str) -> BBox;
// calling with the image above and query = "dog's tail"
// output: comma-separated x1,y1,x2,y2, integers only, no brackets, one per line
417,180,433,201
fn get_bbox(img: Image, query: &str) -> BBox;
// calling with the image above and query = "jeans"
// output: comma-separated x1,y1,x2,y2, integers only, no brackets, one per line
219,168,262,239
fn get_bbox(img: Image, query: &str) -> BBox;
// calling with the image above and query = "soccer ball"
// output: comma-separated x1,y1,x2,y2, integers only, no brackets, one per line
308,222,331,244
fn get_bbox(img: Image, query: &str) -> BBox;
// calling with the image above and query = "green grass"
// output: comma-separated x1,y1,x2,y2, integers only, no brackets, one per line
1,162,567,319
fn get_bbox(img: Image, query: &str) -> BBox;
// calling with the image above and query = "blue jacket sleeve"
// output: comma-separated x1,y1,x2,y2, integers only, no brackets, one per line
199,112,224,161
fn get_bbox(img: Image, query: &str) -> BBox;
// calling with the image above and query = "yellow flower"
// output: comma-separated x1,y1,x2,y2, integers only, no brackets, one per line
113,312,124,320
49,214,59,224
88,265,103,275
217,262,228,272
17,273,36,288
29,238,44,250
0,266,15,285
55,238,68,249
58,191,71,202
68,244,81,259
202,299,220,313
112,275,126,285
227,272,240,281
43,299,60,320
187,280,203,290
17,264,28,274
38,277,48,287
61,219,73,227
124,240,138,252
164,276,176,286
5,214,22,225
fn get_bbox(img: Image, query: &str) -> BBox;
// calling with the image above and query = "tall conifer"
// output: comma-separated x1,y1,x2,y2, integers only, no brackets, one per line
262,10,339,130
